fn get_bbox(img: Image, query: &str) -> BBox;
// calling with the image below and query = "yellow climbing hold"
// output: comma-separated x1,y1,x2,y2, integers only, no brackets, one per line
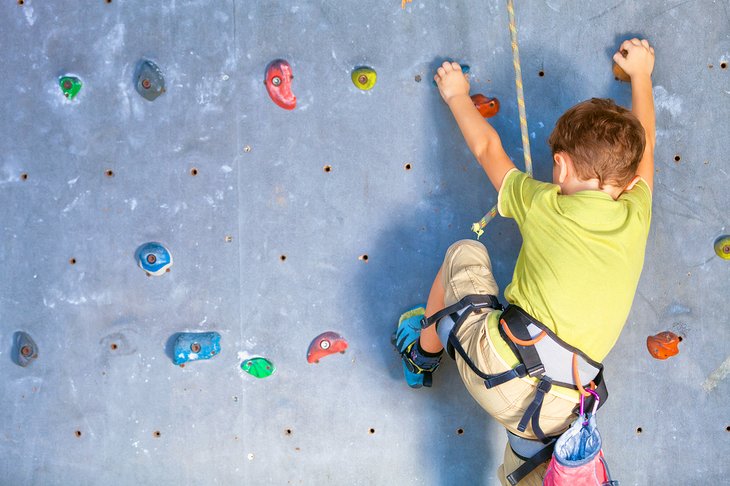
402,0,412,9
352,67,377,91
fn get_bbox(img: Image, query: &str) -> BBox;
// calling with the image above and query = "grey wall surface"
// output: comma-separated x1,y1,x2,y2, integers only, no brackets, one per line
1,1,728,484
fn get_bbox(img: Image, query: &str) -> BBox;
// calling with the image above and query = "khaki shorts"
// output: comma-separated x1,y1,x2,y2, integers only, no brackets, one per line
439,240,578,484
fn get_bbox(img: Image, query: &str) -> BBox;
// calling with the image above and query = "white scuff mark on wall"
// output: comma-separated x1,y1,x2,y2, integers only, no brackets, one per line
62,190,91,213
702,356,730,392
204,195,215,206
653,86,683,118
221,165,233,173
68,176,79,186
24,4,37,26
215,190,224,200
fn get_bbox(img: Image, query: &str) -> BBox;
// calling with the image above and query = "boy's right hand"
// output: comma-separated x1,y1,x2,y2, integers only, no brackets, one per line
434,61,470,104
613,38,655,79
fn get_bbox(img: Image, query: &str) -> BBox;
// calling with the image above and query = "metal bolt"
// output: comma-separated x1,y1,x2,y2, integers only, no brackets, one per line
190,343,201,353
243,145,252,153
142,79,151,89
358,75,368,84
723,245,730,254
271,76,281,87
20,345,32,357
146,254,157,264
63,80,72,90
320,340,331,350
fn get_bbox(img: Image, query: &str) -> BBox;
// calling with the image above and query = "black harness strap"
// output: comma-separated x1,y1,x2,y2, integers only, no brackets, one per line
516,376,553,443
506,441,555,485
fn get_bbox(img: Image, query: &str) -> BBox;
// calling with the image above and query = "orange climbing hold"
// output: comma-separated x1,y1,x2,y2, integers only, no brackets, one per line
646,331,681,360
401,0,412,9
471,94,500,118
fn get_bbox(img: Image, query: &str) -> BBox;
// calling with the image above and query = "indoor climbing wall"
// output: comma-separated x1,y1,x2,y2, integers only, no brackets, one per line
1,1,729,484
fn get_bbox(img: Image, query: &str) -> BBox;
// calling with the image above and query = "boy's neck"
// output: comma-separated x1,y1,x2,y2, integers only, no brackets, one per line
559,177,624,200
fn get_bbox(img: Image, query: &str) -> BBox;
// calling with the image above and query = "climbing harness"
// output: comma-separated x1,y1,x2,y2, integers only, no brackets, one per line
472,0,533,238
423,295,611,483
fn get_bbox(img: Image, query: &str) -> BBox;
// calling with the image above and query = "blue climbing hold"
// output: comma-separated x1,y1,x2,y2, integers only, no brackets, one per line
135,242,173,276
13,331,38,367
432,64,470,87
172,332,221,366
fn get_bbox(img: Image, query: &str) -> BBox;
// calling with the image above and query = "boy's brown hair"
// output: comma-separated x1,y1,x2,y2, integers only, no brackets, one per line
548,98,645,188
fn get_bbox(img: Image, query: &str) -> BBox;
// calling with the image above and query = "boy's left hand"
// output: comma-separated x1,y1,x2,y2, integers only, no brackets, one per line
434,61,470,104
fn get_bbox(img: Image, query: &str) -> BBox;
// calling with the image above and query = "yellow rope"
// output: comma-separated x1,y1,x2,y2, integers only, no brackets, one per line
472,0,532,238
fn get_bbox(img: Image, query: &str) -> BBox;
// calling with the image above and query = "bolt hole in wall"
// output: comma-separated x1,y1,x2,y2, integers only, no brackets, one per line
74,430,82,438
636,427,643,435
20,172,28,181
110,343,118,351
674,154,681,162
69,258,77,265
721,61,728,69
726,426,730,432
190,167,199,176
105,169,114,177
225,235,233,243
456,428,465,436
153,431,161,438
368,428,375,435
285,428,292,436
359,254,369,262
404,163,412,171
323,165,332,173
538,70,545,77
415,74,422,82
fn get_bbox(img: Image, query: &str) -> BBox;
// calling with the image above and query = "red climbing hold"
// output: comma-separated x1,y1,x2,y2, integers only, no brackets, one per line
646,331,681,360
307,331,348,363
265,59,296,110
471,94,500,118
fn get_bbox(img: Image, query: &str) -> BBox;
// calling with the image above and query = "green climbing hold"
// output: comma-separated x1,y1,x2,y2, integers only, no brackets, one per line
241,357,275,378
352,67,377,91
714,235,730,260
59,76,82,100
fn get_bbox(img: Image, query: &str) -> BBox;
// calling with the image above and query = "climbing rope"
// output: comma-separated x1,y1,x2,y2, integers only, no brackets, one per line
471,0,533,238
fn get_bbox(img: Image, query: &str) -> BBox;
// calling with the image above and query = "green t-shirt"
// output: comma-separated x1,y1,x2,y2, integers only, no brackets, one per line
487,169,652,365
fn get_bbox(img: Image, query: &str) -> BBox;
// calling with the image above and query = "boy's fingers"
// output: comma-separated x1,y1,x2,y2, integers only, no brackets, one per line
437,66,446,77
441,61,453,72
649,47,655,55
630,38,641,45
613,52,626,66
450,61,461,71
640,39,650,49
620,39,634,53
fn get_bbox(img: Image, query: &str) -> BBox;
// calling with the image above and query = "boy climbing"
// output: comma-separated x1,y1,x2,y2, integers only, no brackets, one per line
394,38,655,485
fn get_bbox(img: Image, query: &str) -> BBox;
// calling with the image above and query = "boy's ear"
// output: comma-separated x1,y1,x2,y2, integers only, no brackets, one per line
554,153,569,184
625,175,641,191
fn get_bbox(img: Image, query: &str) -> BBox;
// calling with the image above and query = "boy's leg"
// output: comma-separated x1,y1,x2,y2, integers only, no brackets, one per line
420,269,446,354
497,443,548,486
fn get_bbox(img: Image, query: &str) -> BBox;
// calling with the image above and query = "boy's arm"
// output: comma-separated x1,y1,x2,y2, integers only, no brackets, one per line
614,39,656,192
434,61,516,191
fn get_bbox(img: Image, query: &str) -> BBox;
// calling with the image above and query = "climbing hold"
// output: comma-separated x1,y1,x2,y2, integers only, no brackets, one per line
264,59,296,110
13,331,38,367
613,49,631,82
135,242,173,276
59,76,82,100
135,60,166,101
471,94,500,118
646,331,681,360
307,331,348,363
172,332,221,366
714,235,730,260
432,64,470,87
241,357,276,378
351,67,377,91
